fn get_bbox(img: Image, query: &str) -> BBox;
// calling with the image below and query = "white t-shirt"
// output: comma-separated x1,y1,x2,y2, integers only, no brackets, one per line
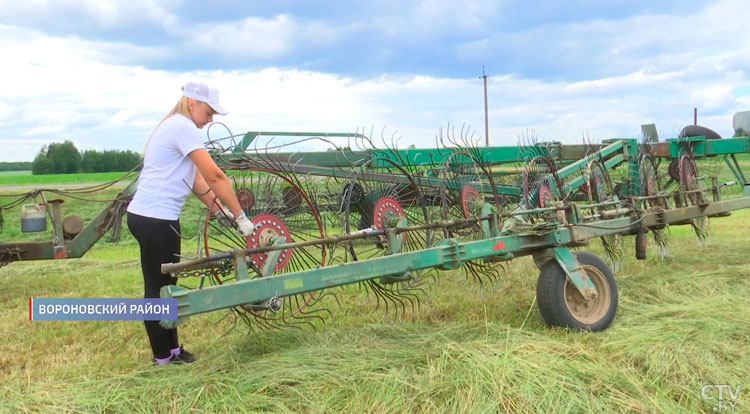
127,114,205,220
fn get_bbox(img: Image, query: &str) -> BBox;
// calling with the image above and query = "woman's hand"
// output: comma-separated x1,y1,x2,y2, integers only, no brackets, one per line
235,212,255,236
212,207,235,228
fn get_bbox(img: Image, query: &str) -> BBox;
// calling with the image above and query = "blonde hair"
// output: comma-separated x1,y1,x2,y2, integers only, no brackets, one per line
163,96,192,122
141,96,199,155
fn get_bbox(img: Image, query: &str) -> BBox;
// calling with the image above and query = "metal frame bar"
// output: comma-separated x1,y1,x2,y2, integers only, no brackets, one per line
161,195,750,325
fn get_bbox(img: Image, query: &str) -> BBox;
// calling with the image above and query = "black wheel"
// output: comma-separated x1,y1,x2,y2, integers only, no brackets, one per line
536,251,618,331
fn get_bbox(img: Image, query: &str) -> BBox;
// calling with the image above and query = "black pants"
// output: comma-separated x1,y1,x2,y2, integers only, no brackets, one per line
127,212,181,359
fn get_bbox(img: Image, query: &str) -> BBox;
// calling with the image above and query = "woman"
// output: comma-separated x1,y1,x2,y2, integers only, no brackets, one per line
127,81,254,365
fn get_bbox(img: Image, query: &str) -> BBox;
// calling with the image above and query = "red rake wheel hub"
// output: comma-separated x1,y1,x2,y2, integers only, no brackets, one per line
246,213,293,273
460,185,482,218
372,196,407,245
538,184,554,208
373,197,405,230
282,186,303,209
237,188,255,210
579,182,590,195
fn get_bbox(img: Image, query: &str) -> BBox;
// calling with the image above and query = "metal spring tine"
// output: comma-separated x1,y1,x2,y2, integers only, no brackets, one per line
387,281,424,317
291,297,331,324
468,261,501,289
367,282,391,319
370,278,424,322
206,221,246,251
372,281,405,321
288,246,321,273
376,285,407,323
220,310,241,337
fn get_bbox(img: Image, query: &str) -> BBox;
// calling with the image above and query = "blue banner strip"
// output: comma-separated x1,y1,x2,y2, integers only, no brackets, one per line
30,298,178,321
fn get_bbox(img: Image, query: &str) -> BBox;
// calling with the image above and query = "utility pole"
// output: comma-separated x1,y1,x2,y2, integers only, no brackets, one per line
481,66,489,146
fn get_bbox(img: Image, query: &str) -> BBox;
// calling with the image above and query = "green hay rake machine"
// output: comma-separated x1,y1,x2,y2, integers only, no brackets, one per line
3,112,750,332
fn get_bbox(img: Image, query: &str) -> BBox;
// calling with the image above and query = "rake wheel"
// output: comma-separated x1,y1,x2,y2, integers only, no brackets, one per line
638,154,669,257
236,187,255,210
335,157,434,320
203,168,329,325
520,156,562,211
536,183,554,208
438,151,493,240
459,184,483,219
668,158,681,182
518,156,566,227
583,159,614,206
678,155,704,206
434,151,505,288
580,159,622,269
340,157,431,262
282,185,303,210
678,154,708,240
638,154,665,208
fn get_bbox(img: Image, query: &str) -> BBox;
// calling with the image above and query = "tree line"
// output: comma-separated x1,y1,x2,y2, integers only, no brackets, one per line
32,141,142,175
0,161,32,171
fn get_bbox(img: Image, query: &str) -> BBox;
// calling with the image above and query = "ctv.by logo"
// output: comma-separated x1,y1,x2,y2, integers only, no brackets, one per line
702,384,740,412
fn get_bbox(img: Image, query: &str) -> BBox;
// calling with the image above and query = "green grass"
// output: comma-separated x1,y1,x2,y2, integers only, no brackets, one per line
1,178,750,412
0,171,137,187
0,170,31,177
1,156,749,413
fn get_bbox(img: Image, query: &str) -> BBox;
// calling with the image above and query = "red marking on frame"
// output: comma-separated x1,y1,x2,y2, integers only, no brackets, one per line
29,298,32,321
55,250,65,259
493,241,505,251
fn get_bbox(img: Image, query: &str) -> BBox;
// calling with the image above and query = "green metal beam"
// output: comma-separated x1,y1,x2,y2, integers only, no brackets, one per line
552,247,596,298
237,131,367,152
724,154,748,186
0,178,138,262
160,229,566,322
663,136,750,158
68,180,138,258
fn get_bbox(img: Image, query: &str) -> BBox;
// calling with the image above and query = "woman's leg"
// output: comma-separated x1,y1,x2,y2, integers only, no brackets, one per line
127,213,181,359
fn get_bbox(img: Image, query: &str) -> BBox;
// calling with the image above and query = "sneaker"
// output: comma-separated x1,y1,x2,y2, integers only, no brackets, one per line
171,346,196,364
152,354,175,365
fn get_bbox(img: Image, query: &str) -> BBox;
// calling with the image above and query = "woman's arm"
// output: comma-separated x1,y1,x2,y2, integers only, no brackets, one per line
192,169,221,212
188,148,242,216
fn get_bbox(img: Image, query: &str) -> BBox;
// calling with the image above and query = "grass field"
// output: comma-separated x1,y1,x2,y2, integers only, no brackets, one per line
1,165,749,413
0,171,138,187
0,171,32,177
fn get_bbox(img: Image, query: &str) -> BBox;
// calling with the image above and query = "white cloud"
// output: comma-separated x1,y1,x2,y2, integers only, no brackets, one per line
188,14,347,59
1,23,748,163
690,86,735,112
1,0,750,162
0,0,179,32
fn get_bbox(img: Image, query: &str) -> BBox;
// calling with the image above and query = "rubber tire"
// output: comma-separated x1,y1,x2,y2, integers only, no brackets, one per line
536,251,618,331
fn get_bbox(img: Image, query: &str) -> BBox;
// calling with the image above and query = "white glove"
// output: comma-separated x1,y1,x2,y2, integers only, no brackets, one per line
212,207,235,228
235,211,255,237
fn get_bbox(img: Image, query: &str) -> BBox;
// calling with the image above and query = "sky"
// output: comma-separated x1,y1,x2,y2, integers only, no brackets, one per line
1,0,749,161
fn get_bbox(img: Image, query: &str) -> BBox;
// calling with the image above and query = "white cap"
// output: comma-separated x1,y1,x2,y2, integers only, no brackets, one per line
182,81,228,115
